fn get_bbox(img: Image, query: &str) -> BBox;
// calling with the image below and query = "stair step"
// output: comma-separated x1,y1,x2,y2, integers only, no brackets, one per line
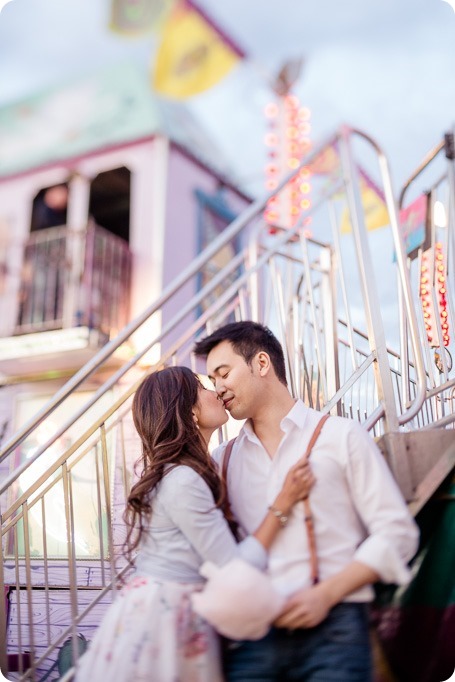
377,430,455,514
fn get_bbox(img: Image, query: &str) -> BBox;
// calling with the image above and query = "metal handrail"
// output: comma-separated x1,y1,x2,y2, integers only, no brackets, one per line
3,125,454,680
396,132,454,415
398,139,445,209
2,217,344,679
347,126,427,424
0,125,440,464
0,222,309,494
0,132,338,462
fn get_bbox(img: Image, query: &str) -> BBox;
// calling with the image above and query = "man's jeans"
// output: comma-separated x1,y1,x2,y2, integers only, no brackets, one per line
222,602,373,681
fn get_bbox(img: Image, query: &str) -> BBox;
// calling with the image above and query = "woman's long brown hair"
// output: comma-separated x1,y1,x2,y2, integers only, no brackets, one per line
123,366,224,568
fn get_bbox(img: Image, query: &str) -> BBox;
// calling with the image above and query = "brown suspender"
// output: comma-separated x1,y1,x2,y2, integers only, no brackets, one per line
301,413,330,584
221,437,236,488
221,413,330,586
221,437,239,538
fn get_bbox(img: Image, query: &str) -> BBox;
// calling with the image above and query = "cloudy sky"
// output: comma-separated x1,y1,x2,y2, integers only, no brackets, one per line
0,0,453,353
0,0,454,196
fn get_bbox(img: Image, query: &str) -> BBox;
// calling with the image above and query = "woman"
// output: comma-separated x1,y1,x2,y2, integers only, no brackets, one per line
74,367,314,682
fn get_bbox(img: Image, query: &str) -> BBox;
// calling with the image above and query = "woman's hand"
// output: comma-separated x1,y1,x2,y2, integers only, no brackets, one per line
252,459,315,550
274,460,315,513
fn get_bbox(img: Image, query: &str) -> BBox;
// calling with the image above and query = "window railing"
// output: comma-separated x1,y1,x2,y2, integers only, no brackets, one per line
14,223,131,338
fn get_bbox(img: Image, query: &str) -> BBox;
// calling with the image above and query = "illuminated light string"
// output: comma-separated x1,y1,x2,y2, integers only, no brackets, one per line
420,242,450,347
264,94,312,234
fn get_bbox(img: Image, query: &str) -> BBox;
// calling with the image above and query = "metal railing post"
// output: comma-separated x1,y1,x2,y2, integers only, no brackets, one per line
320,245,340,413
338,127,400,432
0,518,8,678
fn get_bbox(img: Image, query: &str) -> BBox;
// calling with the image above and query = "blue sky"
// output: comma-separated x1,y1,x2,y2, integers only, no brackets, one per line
0,0,454,196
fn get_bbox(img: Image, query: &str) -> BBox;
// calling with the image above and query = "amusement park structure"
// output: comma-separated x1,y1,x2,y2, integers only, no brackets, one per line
0,71,453,681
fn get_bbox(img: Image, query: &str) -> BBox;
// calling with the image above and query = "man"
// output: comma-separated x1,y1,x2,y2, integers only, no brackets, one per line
194,321,419,682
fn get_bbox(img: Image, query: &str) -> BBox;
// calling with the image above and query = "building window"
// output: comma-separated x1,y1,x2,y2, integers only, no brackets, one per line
89,166,131,244
31,183,69,232
195,187,238,313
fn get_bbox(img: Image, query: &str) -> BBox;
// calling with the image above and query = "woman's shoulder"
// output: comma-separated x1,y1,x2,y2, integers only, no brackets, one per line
156,465,214,513
158,465,206,494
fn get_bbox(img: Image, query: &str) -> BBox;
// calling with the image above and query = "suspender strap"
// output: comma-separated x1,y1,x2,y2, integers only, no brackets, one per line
221,438,238,537
221,437,236,487
303,413,330,585
303,414,330,461
221,413,330,585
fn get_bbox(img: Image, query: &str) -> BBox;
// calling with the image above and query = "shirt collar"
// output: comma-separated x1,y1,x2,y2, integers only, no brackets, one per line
241,418,258,443
280,399,309,431
241,399,310,442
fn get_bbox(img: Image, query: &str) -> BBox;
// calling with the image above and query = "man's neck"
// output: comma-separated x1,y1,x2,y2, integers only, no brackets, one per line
250,391,296,458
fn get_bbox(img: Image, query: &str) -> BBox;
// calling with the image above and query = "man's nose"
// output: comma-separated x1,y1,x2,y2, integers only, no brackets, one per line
215,379,225,396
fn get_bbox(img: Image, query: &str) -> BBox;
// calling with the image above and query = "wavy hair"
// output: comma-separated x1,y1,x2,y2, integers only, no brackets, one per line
123,366,224,568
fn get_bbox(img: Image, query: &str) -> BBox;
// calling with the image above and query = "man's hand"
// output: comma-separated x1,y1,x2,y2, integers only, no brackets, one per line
274,561,380,630
274,583,333,629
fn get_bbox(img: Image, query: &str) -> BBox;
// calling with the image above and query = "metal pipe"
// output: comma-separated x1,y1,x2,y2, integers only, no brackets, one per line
0,518,8,676
22,502,36,679
338,127,400,432
100,424,116,596
0,248,246,476
349,126,428,425
1,202,332,491
398,140,445,209
0,132,339,461
299,234,329,402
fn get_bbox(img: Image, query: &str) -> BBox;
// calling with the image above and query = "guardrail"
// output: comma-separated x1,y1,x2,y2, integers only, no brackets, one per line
1,126,453,679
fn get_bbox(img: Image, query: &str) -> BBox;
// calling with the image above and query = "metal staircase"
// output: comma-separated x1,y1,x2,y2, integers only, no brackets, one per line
0,126,453,680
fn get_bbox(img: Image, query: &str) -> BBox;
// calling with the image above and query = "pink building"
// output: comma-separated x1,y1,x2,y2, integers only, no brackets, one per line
0,64,250,677
0,62,250,439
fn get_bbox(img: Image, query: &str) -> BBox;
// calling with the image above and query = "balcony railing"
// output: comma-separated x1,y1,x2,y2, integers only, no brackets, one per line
14,223,131,338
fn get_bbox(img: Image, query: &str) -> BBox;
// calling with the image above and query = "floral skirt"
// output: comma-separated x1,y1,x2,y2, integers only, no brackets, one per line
74,576,223,682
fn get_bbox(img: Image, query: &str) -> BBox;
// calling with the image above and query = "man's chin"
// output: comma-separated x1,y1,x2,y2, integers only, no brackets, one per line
228,407,245,421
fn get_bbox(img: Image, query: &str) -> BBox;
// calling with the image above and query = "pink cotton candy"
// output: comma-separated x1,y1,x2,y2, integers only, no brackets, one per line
191,559,285,641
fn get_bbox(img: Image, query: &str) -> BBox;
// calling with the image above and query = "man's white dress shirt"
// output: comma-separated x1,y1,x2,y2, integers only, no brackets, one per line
212,400,419,601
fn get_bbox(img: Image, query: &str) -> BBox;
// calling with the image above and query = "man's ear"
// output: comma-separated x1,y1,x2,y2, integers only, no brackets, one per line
256,351,271,377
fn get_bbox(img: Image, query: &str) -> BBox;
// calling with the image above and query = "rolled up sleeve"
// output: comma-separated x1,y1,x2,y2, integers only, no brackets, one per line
346,424,419,585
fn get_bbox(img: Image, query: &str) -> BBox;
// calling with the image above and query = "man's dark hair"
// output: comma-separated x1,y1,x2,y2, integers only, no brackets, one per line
194,321,287,386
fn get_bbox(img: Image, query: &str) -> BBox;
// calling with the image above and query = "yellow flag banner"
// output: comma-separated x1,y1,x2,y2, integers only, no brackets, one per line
110,0,173,36
153,0,243,99
340,168,390,234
